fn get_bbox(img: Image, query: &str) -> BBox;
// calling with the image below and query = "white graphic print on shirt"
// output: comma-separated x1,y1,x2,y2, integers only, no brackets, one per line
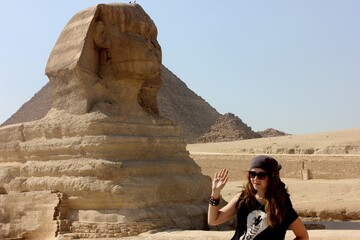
240,210,268,240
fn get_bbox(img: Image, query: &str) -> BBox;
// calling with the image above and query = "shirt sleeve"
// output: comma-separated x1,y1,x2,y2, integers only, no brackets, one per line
285,193,299,227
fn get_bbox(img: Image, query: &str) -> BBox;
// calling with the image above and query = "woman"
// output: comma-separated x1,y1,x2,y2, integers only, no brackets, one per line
208,155,309,240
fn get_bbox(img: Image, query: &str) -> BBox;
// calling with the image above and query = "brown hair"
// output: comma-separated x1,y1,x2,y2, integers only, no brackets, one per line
237,171,288,227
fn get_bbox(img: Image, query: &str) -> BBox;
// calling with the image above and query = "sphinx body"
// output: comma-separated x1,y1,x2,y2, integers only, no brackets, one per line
0,4,211,239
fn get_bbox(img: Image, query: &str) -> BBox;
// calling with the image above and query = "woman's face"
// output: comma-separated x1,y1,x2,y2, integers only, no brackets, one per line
249,168,269,192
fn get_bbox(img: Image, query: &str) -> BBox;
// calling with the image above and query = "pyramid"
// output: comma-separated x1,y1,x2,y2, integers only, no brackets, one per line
258,128,289,138
197,112,262,143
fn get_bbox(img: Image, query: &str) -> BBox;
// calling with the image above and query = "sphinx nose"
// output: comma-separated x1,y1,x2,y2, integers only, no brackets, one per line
147,39,162,61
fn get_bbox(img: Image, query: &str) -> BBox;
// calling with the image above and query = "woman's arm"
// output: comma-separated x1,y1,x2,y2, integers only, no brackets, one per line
208,192,240,226
290,218,309,240
207,169,240,226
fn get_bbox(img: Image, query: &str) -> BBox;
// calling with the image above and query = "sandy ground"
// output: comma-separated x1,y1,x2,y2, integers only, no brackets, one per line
127,130,360,240
108,178,360,240
86,129,360,239
116,229,360,240
187,128,360,154
221,178,360,221
186,129,360,222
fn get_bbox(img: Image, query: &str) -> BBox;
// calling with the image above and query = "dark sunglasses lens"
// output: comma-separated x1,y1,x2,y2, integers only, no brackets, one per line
249,171,267,180
257,172,267,180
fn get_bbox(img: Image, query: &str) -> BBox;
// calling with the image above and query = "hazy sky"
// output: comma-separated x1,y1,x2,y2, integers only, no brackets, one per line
1,1,359,134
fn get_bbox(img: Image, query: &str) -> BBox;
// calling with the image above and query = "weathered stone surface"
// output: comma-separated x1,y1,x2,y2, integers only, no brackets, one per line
0,191,60,239
0,3,211,239
158,66,221,142
197,113,261,143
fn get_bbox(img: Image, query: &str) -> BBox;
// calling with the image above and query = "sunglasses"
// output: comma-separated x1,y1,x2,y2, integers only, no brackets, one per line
248,171,268,180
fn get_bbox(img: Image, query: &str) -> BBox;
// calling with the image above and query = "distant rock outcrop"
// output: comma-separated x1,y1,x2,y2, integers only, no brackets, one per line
197,113,262,143
257,128,289,138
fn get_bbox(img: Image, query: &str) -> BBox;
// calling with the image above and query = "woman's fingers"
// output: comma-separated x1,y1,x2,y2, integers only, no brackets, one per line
213,169,229,187
223,175,229,185
223,169,229,178
213,171,218,179
218,169,228,179
212,169,230,193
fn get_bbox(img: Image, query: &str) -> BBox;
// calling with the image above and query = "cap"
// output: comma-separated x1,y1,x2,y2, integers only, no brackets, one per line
249,155,282,174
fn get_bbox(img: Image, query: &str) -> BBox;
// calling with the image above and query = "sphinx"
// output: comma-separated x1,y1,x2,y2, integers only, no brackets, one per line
0,3,211,239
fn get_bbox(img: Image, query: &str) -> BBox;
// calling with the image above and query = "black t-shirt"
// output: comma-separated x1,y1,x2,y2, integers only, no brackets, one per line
231,194,298,240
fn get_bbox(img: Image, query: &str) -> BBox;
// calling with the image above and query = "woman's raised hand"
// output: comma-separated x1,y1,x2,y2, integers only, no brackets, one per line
211,169,229,198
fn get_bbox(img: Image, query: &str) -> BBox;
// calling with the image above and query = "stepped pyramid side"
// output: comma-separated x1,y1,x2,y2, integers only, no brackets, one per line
258,128,289,138
198,112,262,143
158,65,221,142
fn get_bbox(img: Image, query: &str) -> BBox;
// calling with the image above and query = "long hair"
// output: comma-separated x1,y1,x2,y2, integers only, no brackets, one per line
237,171,289,227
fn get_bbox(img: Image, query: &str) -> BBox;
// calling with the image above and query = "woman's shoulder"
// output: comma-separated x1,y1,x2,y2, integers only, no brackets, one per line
234,190,248,202
233,190,252,208
235,192,242,198
229,192,242,206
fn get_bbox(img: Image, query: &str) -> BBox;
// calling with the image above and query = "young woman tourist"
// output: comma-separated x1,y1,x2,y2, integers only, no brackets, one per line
208,155,309,240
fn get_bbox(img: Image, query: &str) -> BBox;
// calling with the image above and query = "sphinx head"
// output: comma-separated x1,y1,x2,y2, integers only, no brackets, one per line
46,3,162,116
94,4,162,80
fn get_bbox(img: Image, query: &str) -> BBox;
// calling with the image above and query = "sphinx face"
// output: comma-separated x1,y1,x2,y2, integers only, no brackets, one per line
90,4,162,115
105,6,162,80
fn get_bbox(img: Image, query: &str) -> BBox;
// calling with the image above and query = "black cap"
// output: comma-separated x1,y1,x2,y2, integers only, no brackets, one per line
250,155,282,174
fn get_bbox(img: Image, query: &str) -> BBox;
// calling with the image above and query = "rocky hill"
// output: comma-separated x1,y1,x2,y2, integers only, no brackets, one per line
257,128,288,138
197,113,262,143
1,65,221,143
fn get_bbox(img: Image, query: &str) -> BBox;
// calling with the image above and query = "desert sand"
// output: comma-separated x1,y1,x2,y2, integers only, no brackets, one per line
111,162,360,239
187,128,360,155
116,229,360,240
118,130,360,240
221,178,360,221
187,129,360,222
113,178,360,240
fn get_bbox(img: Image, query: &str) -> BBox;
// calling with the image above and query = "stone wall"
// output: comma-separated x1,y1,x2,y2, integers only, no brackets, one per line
0,191,59,239
190,153,360,180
